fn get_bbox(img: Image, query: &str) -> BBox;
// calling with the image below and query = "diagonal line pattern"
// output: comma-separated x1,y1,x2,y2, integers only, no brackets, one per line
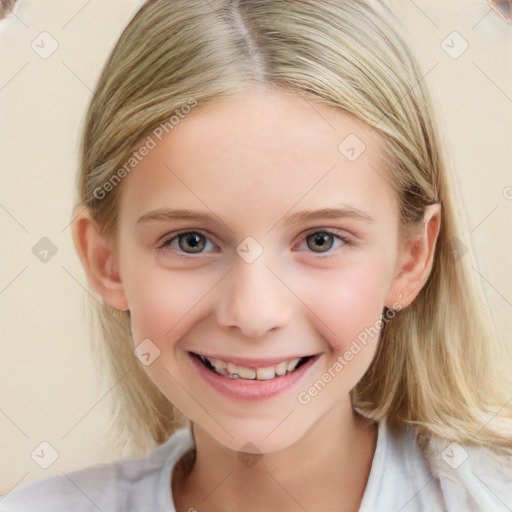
60,46,234,236
0,62,29,92
202,0,221,14
266,165,336,234
265,410,294,438
470,205,499,234
60,209,82,234
472,7,493,29
61,472,104,511
297,92,336,131
199,470,233,504
61,61,93,93
368,162,394,190
0,266,28,296
0,1,28,27
3,6,510,509
0,472,30,501
374,62,439,129
487,0,512,24
163,368,233,438
164,267,233,336
397,477,438,511
164,164,234,233
12,11,29,28
61,371,131,439
406,0,439,28
265,266,336,335
472,471,512,511
472,61,512,105
471,265,512,308
469,395,512,443
60,265,132,335
0,407,29,438
0,204,29,233
265,471,309,512
61,0,93,30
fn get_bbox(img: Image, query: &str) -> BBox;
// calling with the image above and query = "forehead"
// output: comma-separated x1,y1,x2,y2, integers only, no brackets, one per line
119,87,398,227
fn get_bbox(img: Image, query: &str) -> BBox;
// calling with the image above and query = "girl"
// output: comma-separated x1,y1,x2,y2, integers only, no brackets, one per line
3,0,512,510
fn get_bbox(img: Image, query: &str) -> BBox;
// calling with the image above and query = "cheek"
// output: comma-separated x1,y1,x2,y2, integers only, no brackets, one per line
122,264,219,418
304,259,391,353
122,262,216,346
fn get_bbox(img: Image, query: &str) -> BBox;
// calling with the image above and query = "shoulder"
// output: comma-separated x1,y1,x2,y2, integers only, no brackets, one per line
0,472,91,512
421,431,512,511
361,417,512,512
0,428,194,512
360,418,448,511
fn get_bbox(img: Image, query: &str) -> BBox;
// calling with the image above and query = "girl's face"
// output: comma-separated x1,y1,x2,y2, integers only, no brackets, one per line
115,86,404,453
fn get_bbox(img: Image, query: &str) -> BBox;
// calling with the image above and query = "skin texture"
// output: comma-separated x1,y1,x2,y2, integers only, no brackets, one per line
74,86,440,511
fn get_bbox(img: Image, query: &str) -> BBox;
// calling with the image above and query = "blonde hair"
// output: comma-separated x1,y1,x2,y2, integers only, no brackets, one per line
77,0,512,452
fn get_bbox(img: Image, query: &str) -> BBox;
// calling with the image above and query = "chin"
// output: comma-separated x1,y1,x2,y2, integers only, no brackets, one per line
195,414,315,456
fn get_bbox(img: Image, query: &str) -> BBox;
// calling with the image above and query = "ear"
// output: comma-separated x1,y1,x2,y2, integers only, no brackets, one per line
71,206,128,311
385,203,441,309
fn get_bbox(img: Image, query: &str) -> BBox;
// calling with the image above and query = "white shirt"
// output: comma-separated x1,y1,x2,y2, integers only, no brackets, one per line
0,419,451,511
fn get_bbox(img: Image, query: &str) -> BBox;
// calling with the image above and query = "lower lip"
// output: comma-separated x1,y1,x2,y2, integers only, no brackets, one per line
190,354,318,401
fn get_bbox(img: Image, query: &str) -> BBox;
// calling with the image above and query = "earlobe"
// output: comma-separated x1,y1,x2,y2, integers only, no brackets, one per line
71,206,129,311
385,203,441,309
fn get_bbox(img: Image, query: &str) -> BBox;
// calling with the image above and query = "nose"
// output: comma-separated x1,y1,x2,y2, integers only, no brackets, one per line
215,256,293,339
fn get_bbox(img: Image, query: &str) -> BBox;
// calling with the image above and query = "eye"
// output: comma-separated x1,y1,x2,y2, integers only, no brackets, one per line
157,228,353,257
301,229,353,254
159,230,216,255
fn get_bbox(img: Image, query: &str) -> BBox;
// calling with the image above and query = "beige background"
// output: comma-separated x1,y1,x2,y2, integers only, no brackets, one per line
1,0,511,496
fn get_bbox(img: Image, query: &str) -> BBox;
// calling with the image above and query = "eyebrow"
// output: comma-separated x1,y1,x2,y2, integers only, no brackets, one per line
281,206,375,226
137,206,375,226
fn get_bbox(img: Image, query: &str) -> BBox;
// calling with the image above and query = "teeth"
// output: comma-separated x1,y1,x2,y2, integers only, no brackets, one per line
211,358,226,371
203,355,309,380
256,367,275,380
226,362,238,375
286,358,301,372
237,366,256,379
275,361,287,376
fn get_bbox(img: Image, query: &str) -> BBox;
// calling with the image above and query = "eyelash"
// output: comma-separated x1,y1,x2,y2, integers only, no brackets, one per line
157,228,355,258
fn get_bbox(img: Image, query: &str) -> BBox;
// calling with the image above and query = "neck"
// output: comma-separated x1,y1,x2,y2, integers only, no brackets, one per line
172,400,378,512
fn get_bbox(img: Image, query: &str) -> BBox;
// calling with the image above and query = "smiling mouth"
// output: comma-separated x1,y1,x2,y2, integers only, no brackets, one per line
192,353,314,381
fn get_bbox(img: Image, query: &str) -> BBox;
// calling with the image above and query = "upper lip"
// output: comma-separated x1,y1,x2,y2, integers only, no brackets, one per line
190,352,316,368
